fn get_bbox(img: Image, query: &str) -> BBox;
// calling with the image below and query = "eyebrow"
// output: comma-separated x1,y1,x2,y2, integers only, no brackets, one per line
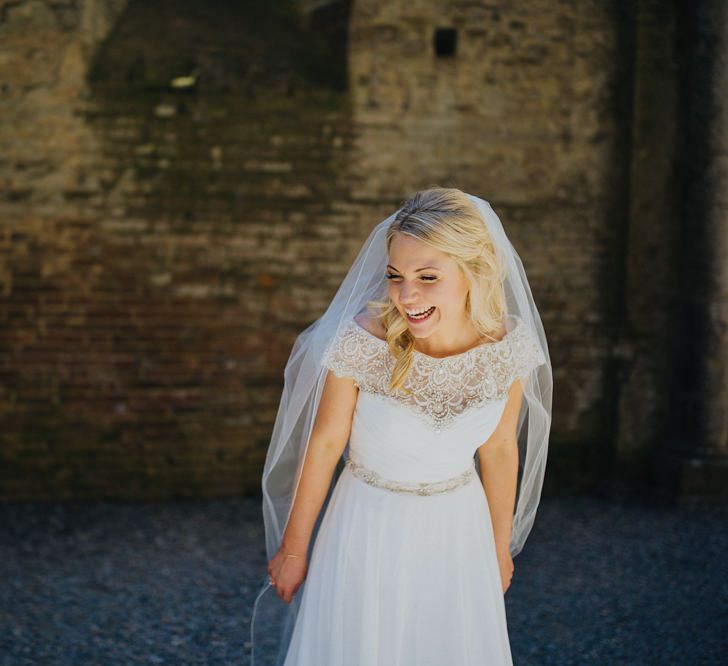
386,264,441,272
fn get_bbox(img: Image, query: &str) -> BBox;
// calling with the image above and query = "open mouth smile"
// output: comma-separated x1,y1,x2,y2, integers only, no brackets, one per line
404,306,436,323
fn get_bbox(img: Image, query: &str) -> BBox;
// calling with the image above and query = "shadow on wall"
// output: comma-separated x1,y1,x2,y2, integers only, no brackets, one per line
87,0,352,95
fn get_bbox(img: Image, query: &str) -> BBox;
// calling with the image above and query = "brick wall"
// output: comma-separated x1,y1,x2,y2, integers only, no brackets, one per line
0,0,688,499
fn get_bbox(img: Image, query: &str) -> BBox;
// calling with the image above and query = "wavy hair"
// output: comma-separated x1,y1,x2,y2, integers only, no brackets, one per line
365,186,507,395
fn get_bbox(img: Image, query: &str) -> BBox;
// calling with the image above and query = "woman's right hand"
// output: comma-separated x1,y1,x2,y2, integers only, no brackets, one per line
267,545,308,604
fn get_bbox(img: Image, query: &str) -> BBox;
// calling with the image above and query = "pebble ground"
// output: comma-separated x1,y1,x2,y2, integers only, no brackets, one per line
1,492,725,665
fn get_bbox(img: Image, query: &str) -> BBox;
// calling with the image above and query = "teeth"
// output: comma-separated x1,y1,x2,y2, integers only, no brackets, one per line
405,306,434,315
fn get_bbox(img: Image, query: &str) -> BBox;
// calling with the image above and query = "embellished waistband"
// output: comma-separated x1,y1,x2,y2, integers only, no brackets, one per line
344,457,477,496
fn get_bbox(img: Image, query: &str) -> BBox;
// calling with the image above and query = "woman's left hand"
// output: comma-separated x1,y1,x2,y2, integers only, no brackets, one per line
496,547,514,594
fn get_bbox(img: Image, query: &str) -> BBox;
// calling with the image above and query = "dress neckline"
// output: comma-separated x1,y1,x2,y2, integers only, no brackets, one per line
351,315,519,362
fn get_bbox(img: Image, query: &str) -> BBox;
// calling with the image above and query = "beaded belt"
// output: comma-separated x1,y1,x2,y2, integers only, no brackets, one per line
344,457,476,496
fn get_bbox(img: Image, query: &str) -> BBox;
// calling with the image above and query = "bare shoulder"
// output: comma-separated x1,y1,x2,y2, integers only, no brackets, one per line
353,311,386,341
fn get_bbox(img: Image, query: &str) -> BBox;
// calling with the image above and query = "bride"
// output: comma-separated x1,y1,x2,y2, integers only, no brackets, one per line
249,187,552,666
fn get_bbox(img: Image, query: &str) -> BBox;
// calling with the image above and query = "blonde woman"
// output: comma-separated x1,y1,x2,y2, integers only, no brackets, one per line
250,188,552,666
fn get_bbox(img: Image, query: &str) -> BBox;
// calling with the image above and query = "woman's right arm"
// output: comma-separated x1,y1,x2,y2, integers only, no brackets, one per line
267,369,359,602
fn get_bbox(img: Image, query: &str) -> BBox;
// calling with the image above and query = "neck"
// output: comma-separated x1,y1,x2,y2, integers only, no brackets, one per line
413,315,484,357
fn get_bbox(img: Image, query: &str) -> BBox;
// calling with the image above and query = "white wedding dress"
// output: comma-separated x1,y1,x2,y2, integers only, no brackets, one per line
282,314,546,666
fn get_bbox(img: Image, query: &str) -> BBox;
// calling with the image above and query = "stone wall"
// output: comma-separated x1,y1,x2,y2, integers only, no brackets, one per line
2,0,720,501
348,0,632,490
1,0,361,499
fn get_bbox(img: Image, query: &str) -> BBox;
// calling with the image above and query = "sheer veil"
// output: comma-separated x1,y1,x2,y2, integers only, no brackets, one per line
248,193,553,665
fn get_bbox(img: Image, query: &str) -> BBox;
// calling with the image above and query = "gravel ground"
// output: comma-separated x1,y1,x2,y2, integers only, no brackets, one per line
1,493,726,665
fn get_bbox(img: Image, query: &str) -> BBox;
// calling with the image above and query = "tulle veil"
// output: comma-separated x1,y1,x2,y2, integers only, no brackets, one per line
247,193,553,665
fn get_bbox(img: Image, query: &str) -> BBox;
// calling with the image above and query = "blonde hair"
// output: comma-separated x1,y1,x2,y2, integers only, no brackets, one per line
365,186,507,395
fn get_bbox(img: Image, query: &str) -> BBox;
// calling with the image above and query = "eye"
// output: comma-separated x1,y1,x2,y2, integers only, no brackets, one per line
385,274,438,282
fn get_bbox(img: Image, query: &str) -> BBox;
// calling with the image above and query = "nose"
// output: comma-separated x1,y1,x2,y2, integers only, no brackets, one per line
397,281,421,304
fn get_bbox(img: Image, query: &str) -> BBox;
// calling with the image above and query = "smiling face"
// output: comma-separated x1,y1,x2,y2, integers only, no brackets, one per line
386,232,474,346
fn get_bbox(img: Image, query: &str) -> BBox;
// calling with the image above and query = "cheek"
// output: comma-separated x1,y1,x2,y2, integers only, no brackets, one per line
387,281,452,303
429,282,454,303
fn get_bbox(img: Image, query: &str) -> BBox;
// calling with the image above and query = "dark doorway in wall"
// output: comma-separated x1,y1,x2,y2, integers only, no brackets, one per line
433,27,457,57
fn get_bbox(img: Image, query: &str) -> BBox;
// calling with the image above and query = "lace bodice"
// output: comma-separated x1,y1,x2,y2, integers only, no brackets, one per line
322,314,546,432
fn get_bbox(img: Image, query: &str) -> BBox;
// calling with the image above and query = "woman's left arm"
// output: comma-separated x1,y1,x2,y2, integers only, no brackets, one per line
476,379,524,593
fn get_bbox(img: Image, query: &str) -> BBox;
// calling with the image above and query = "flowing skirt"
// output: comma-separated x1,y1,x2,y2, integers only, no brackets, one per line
282,463,513,665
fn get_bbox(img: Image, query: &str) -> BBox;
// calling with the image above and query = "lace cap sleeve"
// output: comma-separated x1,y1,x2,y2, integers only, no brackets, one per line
509,320,547,381
321,320,364,386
